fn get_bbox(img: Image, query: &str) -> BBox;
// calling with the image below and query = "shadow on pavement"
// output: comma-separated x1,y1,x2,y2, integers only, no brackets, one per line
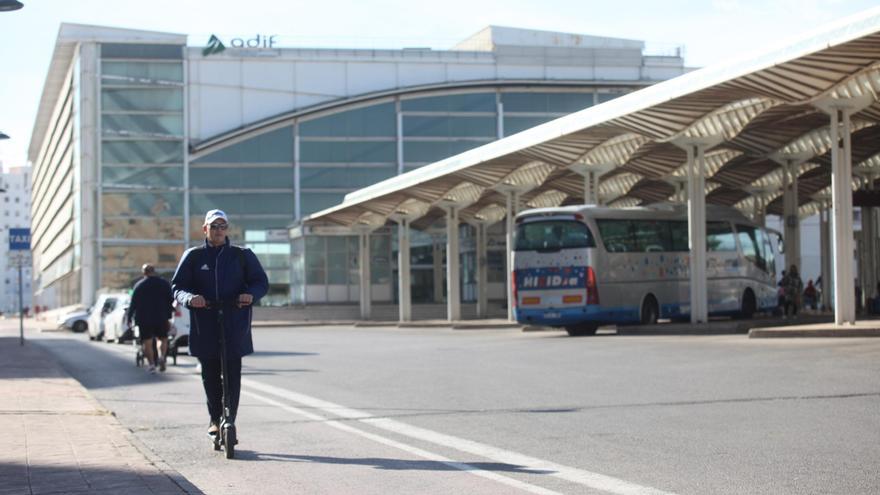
0,461,205,494
0,337,68,380
235,452,555,474
33,337,184,390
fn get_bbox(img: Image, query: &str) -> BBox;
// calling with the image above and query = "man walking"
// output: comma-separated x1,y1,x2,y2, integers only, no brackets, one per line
171,209,268,439
126,264,174,373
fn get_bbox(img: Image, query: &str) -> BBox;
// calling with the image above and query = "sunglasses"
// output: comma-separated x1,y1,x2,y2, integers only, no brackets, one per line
209,223,228,231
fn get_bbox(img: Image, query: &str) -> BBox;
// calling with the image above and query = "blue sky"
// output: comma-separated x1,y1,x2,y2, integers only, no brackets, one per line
1,0,878,168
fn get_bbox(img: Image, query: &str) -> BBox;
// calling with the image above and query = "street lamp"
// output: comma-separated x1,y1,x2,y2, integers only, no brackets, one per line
0,1,23,11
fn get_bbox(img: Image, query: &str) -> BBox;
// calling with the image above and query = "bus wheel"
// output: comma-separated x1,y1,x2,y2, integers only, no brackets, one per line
738,290,756,319
565,324,598,336
640,295,659,325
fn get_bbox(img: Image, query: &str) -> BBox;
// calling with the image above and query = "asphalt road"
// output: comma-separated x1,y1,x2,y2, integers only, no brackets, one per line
31,325,880,495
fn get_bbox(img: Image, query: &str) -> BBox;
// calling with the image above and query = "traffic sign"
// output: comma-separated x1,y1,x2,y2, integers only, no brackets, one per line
9,228,30,251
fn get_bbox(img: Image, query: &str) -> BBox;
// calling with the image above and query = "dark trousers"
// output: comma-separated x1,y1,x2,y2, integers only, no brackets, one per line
199,357,242,424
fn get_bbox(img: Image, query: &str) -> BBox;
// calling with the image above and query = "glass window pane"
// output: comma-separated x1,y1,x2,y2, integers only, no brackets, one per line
596,219,636,253
101,244,184,271
515,221,595,251
300,141,396,163
632,220,672,252
598,91,627,104
103,192,184,217
193,127,293,163
101,43,183,60
401,93,495,112
301,192,346,216
300,166,396,189
300,103,396,137
190,167,293,189
707,222,737,252
101,61,183,84
102,88,183,112
501,92,592,113
102,140,183,164
370,235,391,284
403,140,486,164
102,166,182,188
503,116,554,135
102,216,184,240
190,193,294,216
102,114,183,138
669,221,689,251
403,116,496,137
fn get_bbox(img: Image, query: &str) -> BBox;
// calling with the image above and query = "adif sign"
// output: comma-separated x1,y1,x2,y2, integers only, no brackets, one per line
229,34,278,49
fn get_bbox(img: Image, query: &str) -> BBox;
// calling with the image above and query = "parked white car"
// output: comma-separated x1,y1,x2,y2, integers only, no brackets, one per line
87,293,127,341
169,300,190,359
103,295,132,343
57,308,89,333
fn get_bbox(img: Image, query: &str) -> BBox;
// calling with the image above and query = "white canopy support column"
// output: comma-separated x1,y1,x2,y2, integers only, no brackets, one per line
672,136,723,324
854,171,879,310
358,233,371,319
814,196,834,311
445,206,461,321
492,163,553,322
467,204,506,319
390,199,430,322
686,143,708,323
744,186,776,227
432,238,443,303
770,153,811,270
397,219,412,321
502,189,520,322
569,163,613,205
435,182,483,322
352,212,387,321
815,93,873,325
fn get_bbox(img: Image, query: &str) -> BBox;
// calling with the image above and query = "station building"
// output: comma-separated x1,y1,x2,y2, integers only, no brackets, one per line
28,23,688,310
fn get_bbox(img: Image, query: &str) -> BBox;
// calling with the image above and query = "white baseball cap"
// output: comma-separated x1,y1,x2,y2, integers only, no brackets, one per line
203,209,228,226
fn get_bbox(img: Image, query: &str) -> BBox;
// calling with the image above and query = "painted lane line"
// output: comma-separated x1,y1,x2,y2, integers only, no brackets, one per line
240,389,563,495
243,379,677,495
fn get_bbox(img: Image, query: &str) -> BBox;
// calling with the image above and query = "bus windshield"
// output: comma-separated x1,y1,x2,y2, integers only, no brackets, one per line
515,220,595,252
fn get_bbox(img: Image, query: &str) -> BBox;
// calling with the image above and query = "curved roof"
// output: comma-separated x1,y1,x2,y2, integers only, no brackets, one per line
190,79,649,159
304,7,880,229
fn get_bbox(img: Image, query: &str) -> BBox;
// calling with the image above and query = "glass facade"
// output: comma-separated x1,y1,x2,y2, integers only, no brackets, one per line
99,43,186,290
93,69,624,303
199,88,618,303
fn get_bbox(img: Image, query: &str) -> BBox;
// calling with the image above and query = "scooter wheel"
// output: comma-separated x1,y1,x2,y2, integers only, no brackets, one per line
223,426,236,459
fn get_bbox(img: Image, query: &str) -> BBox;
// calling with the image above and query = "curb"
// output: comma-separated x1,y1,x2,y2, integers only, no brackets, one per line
749,327,880,338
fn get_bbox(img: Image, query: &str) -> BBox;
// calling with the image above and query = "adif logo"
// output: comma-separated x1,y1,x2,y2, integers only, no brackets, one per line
203,34,226,56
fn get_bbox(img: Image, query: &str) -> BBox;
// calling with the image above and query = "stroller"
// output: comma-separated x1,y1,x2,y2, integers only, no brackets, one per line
133,321,180,367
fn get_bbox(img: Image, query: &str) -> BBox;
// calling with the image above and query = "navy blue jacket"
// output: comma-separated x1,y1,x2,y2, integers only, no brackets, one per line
171,238,269,359
126,276,173,328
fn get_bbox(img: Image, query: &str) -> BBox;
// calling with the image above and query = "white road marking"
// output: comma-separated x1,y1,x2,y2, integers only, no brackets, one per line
241,390,563,495
92,343,675,494
243,379,677,495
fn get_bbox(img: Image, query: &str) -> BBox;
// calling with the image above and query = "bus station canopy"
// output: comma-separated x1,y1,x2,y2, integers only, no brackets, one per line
303,8,880,230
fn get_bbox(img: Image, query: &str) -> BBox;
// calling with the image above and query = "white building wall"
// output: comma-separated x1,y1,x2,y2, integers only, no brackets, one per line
0,168,33,314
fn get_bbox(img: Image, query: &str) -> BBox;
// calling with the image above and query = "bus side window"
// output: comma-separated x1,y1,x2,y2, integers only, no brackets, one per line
597,219,636,253
669,221,689,251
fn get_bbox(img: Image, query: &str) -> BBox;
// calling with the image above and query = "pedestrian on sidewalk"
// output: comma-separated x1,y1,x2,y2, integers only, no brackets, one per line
126,264,174,373
782,265,804,319
171,209,268,440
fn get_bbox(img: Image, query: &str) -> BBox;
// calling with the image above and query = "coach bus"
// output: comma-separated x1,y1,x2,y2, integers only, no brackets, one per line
512,204,779,335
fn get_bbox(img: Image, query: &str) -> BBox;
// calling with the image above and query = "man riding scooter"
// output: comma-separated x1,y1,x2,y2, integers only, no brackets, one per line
171,209,269,448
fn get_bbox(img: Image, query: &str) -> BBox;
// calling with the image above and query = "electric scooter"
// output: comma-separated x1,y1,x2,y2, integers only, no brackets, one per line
204,299,238,459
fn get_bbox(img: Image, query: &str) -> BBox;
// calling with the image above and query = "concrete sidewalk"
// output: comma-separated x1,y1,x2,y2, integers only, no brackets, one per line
0,328,201,494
